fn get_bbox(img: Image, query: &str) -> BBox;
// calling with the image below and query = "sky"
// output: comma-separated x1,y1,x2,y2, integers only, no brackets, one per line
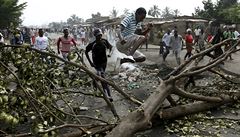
18,0,217,26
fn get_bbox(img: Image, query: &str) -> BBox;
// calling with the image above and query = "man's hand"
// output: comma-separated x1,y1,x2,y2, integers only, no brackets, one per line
147,23,153,30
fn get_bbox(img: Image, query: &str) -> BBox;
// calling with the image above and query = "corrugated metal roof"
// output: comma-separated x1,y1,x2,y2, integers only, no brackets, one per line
153,18,209,25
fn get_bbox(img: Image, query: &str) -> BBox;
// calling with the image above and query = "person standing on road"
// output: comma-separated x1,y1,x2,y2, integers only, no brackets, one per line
169,30,183,65
116,7,153,64
223,26,234,60
162,28,172,62
85,28,113,101
34,29,50,63
57,28,77,60
34,29,49,51
211,28,224,59
80,28,86,46
194,26,201,45
184,28,194,60
196,28,206,52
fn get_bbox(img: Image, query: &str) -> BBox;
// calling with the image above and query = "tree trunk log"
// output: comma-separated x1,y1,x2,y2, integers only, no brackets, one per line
106,81,174,137
159,94,237,119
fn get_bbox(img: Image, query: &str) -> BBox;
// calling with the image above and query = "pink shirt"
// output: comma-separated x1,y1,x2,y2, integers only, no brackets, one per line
57,36,76,52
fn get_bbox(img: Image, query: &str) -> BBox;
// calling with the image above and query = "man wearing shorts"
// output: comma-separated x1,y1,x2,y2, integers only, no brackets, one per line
116,7,153,63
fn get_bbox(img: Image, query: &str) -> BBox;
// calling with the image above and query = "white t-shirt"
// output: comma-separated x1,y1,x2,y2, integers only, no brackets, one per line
80,31,85,38
34,36,49,50
162,33,171,47
194,28,201,36
0,33,4,43
234,31,240,39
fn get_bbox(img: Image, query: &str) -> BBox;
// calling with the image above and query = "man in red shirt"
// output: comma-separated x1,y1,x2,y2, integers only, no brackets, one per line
184,28,194,60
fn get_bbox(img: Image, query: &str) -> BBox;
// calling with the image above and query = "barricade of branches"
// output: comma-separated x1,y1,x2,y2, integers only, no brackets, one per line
106,39,240,137
0,44,141,137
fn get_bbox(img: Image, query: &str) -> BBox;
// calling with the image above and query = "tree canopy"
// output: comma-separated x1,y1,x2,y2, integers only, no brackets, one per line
67,14,84,26
0,0,27,29
148,5,180,18
194,0,240,24
148,5,161,18
110,7,118,18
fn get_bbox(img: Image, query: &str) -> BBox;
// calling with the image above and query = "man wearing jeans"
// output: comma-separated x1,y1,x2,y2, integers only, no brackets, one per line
85,28,113,101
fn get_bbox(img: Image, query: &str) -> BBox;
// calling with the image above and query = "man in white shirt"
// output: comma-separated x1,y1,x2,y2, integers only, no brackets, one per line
34,29,49,51
194,26,201,44
162,28,172,61
169,30,183,65
80,28,86,42
233,28,240,39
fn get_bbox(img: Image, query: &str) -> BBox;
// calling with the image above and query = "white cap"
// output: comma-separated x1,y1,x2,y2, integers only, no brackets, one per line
186,28,192,32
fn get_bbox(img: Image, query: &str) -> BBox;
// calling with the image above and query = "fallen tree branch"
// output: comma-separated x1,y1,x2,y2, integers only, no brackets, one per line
61,124,116,137
173,87,223,102
7,123,110,137
90,75,119,119
209,69,240,84
171,40,240,81
189,116,240,121
2,45,142,105
53,88,102,98
106,80,174,137
159,91,240,119
164,39,234,80
52,105,109,124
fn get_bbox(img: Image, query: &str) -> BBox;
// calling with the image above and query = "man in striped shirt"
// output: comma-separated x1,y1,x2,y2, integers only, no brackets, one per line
116,7,153,63
57,28,77,60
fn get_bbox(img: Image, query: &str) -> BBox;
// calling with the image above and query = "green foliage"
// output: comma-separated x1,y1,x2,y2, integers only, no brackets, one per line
0,46,88,134
67,14,84,26
217,0,238,9
0,0,27,29
219,5,240,24
194,0,240,24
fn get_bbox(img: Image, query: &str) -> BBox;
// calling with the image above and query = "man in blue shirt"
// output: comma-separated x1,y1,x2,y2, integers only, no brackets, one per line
116,7,153,63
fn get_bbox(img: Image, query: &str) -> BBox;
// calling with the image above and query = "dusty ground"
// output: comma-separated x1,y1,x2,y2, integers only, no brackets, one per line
49,33,240,136
135,47,240,137
59,46,240,137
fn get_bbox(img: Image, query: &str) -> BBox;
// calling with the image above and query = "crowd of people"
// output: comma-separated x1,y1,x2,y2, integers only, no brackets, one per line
0,7,240,102
159,23,240,65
